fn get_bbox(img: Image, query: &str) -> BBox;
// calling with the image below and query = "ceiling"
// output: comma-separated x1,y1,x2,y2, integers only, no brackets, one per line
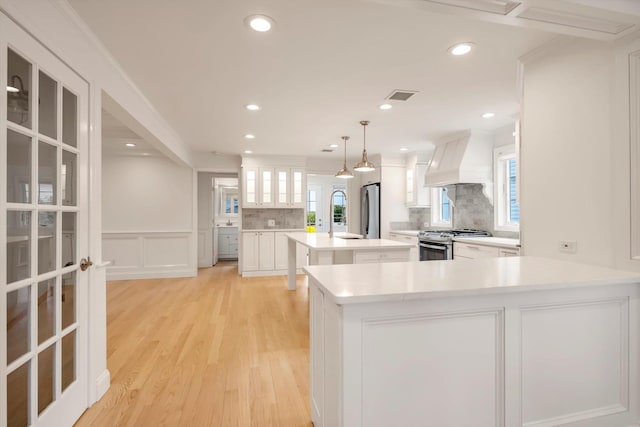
102,109,162,158
70,0,562,158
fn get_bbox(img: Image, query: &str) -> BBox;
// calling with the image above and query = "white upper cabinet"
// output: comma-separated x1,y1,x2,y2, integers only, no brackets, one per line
243,157,307,209
271,167,307,208
406,153,432,208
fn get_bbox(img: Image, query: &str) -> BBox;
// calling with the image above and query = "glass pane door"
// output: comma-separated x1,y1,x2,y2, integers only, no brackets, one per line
2,13,89,427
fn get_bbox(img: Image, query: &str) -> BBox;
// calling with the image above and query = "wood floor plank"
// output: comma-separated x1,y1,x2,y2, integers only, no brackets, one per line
75,262,312,426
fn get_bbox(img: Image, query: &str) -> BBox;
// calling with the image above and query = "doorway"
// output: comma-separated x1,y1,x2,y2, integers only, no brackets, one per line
306,175,348,234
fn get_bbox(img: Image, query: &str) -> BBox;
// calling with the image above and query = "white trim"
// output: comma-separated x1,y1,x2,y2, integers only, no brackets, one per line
242,269,305,278
94,369,110,402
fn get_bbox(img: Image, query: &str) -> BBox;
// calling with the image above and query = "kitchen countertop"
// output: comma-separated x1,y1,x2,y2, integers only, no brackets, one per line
303,256,640,304
453,236,520,248
286,232,414,251
243,228,305,232
388,230,421,237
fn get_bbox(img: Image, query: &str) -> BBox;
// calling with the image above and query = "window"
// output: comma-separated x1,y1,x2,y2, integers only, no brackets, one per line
430,187,452,227
494,145,520,231
306,189,317,227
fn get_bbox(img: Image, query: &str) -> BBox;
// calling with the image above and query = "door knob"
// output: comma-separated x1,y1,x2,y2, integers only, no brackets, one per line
80,257,93,271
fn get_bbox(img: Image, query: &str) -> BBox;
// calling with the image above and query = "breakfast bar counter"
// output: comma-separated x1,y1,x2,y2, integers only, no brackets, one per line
304,256,640,427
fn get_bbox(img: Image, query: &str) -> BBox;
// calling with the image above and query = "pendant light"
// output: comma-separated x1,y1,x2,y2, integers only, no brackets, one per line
335,136,354,179
353,120,375,172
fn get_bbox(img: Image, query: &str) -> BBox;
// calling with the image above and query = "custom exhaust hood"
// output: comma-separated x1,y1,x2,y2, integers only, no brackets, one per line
424,130,494,202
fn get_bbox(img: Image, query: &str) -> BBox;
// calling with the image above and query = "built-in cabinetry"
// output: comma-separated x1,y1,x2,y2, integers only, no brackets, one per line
405,153,432,207
242,158,306,209
217,226,238,259
387,231,419,261
275,168,306,208
242,230,307,276
453,240,520,260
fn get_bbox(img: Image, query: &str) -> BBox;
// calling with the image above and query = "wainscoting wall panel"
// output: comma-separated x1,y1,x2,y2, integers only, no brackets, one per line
103,231,195,280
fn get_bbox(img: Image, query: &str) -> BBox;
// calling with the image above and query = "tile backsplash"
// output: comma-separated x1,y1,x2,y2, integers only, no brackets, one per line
242,208,305,230
452,183,519,239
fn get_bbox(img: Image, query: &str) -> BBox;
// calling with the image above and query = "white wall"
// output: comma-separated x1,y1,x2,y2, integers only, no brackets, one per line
520,38,615,266
103,155,193,230
102,154,195,280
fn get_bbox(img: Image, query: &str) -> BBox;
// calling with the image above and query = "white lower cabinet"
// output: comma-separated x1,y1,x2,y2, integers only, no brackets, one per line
454,242,520,260
242,231,274,272
243,230,306,275
218,227,238,259
387,232,419,261
353,249,410,264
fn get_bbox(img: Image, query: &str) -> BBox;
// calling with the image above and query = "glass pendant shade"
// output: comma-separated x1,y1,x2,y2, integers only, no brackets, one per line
335,136,354,179
354,120,375,172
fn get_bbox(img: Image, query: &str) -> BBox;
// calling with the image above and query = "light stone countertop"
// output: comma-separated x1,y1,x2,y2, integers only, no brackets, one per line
453,236,520,248
243,228,305,232
286,232,414,250
388,230,421,237
303,256,640,304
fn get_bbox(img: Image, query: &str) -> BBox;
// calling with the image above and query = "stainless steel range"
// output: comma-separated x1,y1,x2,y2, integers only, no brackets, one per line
418,229,490,261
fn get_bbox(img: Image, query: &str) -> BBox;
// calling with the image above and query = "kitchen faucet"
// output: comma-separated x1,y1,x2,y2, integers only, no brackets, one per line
329,189,347,238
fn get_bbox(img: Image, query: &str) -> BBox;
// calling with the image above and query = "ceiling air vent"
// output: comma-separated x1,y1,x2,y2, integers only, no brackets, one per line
387,90,418,101
321,149,334,153
422,0,521,15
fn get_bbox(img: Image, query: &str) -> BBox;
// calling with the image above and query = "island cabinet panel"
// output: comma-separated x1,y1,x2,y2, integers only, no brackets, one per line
353,249,410,264
308,276,640,427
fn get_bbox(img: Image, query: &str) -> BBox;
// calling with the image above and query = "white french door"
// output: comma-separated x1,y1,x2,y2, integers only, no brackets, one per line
1,13,90,427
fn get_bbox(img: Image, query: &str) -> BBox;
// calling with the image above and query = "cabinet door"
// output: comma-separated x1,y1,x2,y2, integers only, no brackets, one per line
274,232,288,270
259,168,274,207
275,168,290,207
406,168,415,206
258,232,275,270
243,167,259,207
499,248,520,257
415,163,431,207
291,168,306,208
218,235,229,257
242,232,259,271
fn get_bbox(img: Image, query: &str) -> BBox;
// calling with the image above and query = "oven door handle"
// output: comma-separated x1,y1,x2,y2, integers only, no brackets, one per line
420,243,448,250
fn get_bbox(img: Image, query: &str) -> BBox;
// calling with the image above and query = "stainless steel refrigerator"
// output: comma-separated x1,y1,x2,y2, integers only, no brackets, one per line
360,183,380,239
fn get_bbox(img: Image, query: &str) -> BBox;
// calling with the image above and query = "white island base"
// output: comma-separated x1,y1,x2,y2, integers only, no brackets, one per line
305,257,640,427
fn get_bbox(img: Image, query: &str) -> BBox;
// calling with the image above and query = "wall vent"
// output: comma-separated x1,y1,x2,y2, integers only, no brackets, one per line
422,0,521,15
321,149,334,153
387,90,419,101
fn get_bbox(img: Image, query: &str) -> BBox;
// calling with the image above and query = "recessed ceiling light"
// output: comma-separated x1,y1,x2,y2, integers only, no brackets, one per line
329,144,339,148
400,147,408,152
448,42,475,56
482,112,495,118
6,85,19,93
379,103,393,110
125,143,136,147
245,15,274,32
244,150,253,154
142,153,150,156
244,134,255,139
245,104,261,111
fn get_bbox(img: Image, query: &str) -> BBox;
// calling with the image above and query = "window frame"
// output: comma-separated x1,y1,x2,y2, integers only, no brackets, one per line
430,187,452,228
494,145,520,232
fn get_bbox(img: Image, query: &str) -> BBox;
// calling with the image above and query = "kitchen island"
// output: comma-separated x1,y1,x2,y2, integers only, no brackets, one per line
285,232,413,290
304,256,640,427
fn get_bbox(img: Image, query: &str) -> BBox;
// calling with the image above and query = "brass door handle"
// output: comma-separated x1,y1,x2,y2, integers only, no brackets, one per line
80,257,93,271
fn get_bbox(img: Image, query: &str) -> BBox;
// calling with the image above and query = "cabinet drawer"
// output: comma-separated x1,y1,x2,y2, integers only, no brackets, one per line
499,248,520,257
388,234,418,245
453,243,499,259
354,250,410,264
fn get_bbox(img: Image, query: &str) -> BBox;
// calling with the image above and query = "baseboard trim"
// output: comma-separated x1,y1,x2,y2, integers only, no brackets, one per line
242,268,305,278
93,369,110,404
106,269,196,281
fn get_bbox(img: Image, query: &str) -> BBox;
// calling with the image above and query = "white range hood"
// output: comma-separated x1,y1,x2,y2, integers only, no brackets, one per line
424,130,494,202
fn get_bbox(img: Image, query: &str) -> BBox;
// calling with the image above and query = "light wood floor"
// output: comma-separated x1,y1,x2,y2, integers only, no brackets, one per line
75,262,312,427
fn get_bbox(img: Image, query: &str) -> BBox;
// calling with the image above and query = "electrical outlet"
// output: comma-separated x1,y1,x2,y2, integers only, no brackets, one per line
267,219,275,227
559,241,577,253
